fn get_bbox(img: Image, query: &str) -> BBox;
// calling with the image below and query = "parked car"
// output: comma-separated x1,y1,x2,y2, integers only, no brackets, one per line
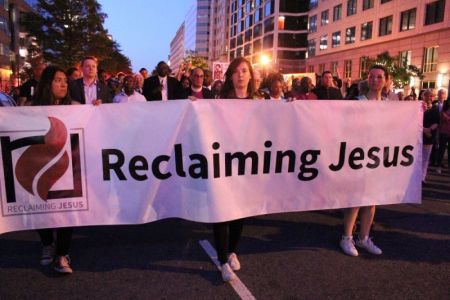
0,92,17,106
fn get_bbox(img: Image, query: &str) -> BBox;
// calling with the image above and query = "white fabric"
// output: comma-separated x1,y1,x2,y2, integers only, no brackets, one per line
113,91,146,103
0,100,423,234
83,79,97,104
158,76,168,101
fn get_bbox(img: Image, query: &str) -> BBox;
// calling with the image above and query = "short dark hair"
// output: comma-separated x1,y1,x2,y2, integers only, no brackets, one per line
321,70,332,78
66,67,79,77
369,65,389,79
139,68,147,73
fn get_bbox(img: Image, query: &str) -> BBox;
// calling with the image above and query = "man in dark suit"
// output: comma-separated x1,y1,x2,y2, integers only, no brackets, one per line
143,61,182,101
179,67,214,100
314,71,343,100
69,56,112,105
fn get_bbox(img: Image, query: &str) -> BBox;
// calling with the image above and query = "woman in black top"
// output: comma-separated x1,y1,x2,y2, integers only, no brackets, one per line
30,65,79,274
215,57,256,282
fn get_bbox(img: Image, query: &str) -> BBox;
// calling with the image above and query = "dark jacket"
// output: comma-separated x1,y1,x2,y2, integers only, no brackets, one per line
423,105,440,145
179,87,215,99
314,86,343,100
143,76,182,101
69,78,112,104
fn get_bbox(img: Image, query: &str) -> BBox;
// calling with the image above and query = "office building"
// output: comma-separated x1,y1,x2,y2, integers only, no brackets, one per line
228,0,309,73
306,0,450,90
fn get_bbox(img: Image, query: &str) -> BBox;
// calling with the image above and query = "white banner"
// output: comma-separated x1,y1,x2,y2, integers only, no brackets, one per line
0,100,422,234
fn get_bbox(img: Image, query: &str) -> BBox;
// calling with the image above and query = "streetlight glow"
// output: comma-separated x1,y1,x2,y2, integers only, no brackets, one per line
260,54,271,66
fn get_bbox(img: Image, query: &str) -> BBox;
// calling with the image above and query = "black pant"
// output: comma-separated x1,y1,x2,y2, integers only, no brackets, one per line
437,133,450,166
213,219,244,265
37,227,73,256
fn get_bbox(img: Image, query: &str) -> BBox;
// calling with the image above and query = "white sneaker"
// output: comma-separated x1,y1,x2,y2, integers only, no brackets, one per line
54,255,73,274
220,263,236,282
340,236,358,257
227,253,241,271
40,244,55,266
356,237,382,255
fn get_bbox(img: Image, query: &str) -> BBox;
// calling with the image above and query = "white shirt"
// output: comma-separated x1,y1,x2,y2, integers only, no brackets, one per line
158,76,168,101
83,79,97,105
113,91,146,103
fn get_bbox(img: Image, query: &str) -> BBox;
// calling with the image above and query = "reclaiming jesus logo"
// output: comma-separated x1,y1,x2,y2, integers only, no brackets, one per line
1,117,84,209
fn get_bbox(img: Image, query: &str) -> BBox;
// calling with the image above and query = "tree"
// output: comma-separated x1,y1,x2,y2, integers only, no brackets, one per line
183,50,209,70
22,0,131,73
365,51,423,88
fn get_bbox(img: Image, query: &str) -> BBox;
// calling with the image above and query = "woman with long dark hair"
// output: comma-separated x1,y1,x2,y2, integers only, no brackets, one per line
214,57,256,282
30,65,79,274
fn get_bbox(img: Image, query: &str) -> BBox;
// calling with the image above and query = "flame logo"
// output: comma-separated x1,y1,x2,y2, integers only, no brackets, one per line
15,117,69,201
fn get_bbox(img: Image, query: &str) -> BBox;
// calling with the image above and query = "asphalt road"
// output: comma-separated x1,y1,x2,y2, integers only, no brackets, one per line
0,166,449,299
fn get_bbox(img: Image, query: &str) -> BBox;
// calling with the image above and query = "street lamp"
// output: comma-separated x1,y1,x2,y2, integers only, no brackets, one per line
260,54,271,78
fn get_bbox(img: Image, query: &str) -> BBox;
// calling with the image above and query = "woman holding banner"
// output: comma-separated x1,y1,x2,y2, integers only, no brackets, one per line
339,65,387,257
213,57,256,282
30,65,80,274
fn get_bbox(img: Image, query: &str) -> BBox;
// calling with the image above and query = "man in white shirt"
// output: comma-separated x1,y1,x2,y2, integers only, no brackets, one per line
142,61,182,101
113,75,146,103
69,56,112,104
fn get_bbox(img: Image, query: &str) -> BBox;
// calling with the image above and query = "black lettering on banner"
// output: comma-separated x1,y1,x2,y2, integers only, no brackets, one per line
129,155,148,181
263,140,272,174
366,147,381,169
329,142,346,171
298,150,320,181
225,151,258,176
102,149,126,180
151,155,171,179
349,147,364,170
212,142,220,178
383,146,399,168
400,145,414,166
189,154,208,178
174,144,187,177
275,150,296,173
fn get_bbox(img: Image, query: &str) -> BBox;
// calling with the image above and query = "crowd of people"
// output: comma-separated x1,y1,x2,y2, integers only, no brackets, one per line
4,55,450,281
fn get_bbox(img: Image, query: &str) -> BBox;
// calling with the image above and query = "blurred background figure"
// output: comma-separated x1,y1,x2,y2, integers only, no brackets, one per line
134,73,144,93
266,72,284,100
18,62,46,105
291,76,317,100
211,80,223,99
66,67,81,82
253,70,269,99
113,75,146,103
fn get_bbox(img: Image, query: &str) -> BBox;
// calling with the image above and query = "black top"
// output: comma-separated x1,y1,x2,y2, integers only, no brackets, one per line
19,79,39,102
423,106,440,145
178,87,215,99
314,86,343,100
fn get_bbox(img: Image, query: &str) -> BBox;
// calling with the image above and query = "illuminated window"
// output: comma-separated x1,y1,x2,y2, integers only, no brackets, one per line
423,47,438,73
332,31,341,48
320,35,328,50
379,15,392,36
400,8,416,31
361,21,373,40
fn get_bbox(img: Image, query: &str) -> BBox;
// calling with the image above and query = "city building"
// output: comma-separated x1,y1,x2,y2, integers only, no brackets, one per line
208,0,230,63
169,22,185,70
228,0,309,73
0,0,34,91
306,0,450,90
184,0,212,60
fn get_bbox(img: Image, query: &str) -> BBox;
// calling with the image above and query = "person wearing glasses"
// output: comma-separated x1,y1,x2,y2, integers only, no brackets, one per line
180,67,214,100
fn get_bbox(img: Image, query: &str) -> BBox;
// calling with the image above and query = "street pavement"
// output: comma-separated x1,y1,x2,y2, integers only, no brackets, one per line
0,166,449,299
